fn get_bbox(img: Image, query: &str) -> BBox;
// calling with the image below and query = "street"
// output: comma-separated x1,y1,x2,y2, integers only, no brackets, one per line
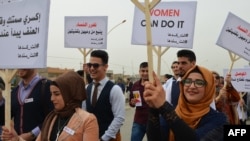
121,105,147,141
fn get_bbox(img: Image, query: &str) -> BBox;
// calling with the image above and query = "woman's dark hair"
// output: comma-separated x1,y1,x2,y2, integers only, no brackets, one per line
50,81,59,87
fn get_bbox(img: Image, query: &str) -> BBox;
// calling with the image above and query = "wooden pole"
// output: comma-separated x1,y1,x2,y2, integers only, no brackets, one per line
77,20,126,83
0,69,17,129
223,51,241,88
156,47,161,76
131,0,160,82
153,46,170,76
145,0,154,82
78,48,92,83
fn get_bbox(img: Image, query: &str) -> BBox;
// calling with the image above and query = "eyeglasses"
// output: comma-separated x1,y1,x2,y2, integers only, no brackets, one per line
86,63,103,69
215,76,220,80
182,78,206,88
171,66,178,69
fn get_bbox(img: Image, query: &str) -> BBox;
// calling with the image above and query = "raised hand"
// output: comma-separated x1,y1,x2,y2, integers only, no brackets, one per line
143,71,166,108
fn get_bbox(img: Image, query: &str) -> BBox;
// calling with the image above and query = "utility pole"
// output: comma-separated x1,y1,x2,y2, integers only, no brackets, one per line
122,66,125,80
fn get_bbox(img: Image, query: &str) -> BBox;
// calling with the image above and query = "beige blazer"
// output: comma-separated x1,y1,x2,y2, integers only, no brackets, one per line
35,108,99,141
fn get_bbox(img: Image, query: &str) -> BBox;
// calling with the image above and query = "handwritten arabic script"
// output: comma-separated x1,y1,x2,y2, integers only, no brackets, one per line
0,0,50,68
64,16,108,49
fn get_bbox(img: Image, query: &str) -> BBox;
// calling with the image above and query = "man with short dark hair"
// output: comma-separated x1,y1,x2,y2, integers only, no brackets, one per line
129,62,149,141
116,78,125,94
0,69,53,141
85,50,125,141
163,49,197,108
163,74,172,83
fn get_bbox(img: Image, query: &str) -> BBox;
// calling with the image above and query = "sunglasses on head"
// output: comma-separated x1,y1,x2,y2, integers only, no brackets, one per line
87,63,103,69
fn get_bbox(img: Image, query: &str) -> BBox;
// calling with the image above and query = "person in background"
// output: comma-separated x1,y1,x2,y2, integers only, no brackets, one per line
77,63,93,87
144,66,227,141
164,50,197,109
83,63,93,85
237,93,248,125
211,71,221,97
162,61,179,96
116,78,125,94
1,71,99,141
215,73,241,125
126,78,133,102
219,76,224,89
129,62,149,141
0,69,53,141
163,74,173,84
126,78,133,94
85,50,125,141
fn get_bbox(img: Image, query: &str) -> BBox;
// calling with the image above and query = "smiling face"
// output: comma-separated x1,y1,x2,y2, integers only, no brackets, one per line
139,67,148,82
171,62,179,77
183,72,206,104
212,72,220,87
50,85,65,111
88,57,108,82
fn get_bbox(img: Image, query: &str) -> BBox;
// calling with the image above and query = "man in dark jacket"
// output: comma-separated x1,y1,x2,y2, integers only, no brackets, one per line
0,69,53,141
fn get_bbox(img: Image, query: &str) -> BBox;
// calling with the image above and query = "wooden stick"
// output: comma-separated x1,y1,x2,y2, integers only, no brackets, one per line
131,0,161,82
223,51,241,88
0,69,17,129
153,46,170,76
78,48,92,83
145,0,154,82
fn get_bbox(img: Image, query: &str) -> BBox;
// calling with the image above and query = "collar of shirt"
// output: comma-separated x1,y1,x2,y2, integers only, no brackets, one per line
19,74,41,102
93,77,109,88
176,77,181,82
92,77,109,97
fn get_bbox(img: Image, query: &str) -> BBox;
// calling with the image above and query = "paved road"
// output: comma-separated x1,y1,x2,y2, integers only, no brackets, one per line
120,105,147,141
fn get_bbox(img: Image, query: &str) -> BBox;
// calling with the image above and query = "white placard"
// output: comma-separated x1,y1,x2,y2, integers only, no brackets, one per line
223,68,250,92
0,0,50,68
64,16,108,49
131,1,197,48
216,12,250,61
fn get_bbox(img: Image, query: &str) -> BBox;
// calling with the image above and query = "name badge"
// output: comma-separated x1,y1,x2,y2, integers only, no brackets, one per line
24,98,34,103
63,126,75,135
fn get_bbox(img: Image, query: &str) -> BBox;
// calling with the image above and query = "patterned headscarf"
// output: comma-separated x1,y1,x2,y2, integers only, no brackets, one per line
40,71,86,140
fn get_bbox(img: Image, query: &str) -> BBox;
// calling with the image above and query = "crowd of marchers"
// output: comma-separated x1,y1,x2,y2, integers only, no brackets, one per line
0,49,250,141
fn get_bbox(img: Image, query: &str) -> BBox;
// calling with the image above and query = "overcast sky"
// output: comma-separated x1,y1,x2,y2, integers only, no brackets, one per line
47,0,250,76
